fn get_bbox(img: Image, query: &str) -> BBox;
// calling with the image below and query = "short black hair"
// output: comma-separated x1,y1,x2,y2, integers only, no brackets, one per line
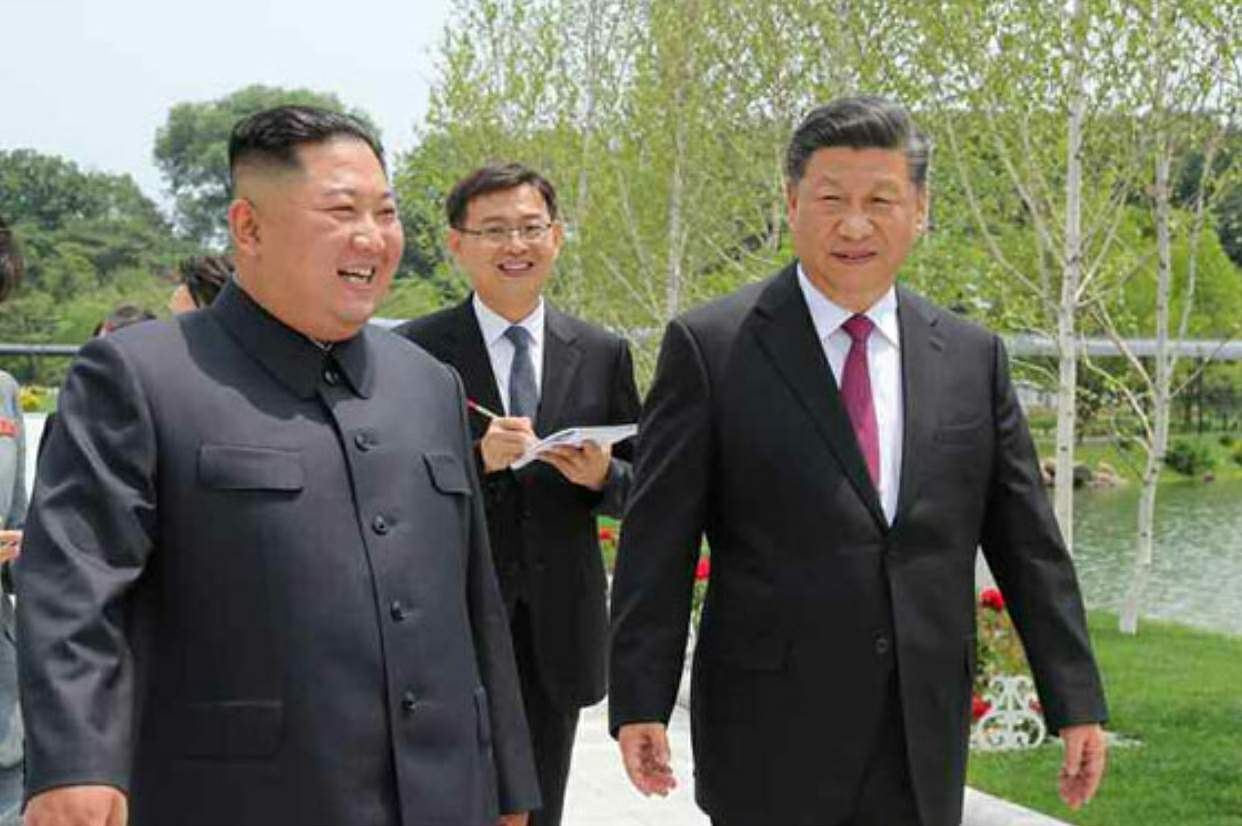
228,105,385,187
0,216,23,303
446,163,559,229
178,254,232,308
786,96,931,187
95,304,156,337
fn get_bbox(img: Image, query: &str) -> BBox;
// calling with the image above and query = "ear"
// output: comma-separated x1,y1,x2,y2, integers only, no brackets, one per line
446,227,464,259
915,186,930,235
548,221,566,258
785,180,800,224
229,198,261,257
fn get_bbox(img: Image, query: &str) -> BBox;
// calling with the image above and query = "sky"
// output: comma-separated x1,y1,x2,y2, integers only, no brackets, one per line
1,0,455,209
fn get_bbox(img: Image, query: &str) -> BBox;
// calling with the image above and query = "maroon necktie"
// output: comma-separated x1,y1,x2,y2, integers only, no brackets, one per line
840,314,880,488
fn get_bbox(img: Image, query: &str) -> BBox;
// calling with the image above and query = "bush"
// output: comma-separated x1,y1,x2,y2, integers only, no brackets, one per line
1233,444,1242,467
1165,439,1216,477
1220,434,1235,448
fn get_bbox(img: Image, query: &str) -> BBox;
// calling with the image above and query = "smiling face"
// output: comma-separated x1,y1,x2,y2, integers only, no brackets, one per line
448,183,563,322
228,137,402,340
787,146,926,312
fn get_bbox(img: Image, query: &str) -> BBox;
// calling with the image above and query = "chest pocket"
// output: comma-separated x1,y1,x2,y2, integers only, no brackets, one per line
198,444,305,491
424,451,472,496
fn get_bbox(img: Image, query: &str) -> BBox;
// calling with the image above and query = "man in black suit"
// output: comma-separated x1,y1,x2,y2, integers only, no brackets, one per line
398,163,640,825
17,106,539,826
609,97,1108,825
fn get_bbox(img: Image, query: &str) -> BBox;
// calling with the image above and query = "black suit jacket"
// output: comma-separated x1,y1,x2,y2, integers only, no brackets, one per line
397,298,640,710
17,283,540,825
609,265,1107,825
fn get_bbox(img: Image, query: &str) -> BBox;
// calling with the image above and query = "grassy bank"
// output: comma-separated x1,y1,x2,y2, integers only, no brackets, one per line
967,611,1242,825
1034,431,1242,483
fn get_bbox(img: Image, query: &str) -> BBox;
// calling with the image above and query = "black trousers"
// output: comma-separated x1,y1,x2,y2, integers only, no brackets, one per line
711,677,922,826
510,603,580,826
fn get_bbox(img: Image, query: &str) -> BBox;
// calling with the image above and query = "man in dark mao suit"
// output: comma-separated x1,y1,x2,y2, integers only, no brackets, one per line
398,164,640,825
17,106,539,826
609,97,1109,825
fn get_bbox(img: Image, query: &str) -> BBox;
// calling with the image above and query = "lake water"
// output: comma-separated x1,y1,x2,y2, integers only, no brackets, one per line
1071,478,1242,636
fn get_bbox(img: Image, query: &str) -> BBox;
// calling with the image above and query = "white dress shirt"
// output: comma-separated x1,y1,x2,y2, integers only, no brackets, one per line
796,266,904,524
472,294,545,415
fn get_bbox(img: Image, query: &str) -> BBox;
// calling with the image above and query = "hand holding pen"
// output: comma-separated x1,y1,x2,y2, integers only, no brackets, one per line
468,399,536,473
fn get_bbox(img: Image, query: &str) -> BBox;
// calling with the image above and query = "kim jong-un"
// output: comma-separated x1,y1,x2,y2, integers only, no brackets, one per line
17,106,539,826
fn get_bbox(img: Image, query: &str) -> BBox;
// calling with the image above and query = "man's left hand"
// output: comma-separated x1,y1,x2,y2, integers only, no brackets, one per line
0,530,21,564
1058,723,1107,810
497,813,528,826
539,440,612,490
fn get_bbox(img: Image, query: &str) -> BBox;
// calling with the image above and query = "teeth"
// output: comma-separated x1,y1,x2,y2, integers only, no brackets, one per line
339,268,375,283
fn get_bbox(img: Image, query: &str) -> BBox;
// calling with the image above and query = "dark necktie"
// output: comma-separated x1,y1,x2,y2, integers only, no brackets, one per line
505,325,539,419
841,314,880,488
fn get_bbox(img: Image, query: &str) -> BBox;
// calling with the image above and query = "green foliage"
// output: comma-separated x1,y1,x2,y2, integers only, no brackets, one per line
1232,443,1242,467
153,85,378,246
0,148,191,385
1164,439,1217,477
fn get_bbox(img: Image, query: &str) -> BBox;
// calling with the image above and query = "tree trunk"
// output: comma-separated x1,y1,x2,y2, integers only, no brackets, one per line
1121,146,1173,635
1054,10,1086,552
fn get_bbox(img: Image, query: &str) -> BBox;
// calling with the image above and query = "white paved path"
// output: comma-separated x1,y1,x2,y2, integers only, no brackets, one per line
566,700,1071,826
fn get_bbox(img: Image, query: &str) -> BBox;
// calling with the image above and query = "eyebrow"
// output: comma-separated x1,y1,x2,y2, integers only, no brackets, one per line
816,175,903,191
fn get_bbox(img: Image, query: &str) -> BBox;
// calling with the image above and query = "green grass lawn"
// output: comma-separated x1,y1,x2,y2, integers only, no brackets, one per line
1034,431,1242,484
967,611,1242,825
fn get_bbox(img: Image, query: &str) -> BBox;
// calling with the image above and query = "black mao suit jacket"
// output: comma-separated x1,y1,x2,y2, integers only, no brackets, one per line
397,298,640,710
16,283,540,825
609,265,1107,824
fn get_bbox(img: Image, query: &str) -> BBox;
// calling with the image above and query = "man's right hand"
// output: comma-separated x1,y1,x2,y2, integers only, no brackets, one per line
25,785,128,826
480,417,536,473
618,722,677,797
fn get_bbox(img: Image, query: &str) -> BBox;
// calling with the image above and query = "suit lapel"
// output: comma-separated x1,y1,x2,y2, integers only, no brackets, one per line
893,286,945,527
449,298,506,433
752,265,887,530
535,305,582,435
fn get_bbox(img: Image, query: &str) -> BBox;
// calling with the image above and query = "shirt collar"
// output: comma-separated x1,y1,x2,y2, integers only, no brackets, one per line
795,263,900,347
209,278,374,400
472,293,545,348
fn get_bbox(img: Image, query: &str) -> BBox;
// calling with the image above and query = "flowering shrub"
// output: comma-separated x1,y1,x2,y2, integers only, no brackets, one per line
691,552,710,630
598,518,620,572
973,586,1035,705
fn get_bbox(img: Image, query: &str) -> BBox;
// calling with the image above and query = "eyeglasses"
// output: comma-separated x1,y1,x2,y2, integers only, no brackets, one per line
456,223,555,244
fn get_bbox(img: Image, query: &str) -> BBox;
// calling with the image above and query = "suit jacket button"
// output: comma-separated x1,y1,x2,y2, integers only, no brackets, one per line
874,634,891,656
372,515,389,535
390,600,408,622
401,691,417,713
354,432,372,451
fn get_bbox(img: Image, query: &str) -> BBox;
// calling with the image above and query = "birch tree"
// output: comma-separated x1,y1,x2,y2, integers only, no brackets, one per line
1081,0,1241,634
907,0,1156,551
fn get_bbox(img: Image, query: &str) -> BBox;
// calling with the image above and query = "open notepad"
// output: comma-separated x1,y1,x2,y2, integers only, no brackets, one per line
511,424,638,470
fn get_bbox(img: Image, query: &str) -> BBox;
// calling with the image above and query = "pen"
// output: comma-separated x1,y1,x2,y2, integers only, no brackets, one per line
467,398,503,420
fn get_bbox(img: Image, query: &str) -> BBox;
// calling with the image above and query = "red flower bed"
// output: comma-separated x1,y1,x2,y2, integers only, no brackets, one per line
971,693,992,722
979,587,1005,612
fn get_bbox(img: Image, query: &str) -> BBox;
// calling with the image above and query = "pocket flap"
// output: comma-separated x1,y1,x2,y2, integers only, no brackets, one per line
168,700,283,758
199,444,304,491
424,452,472,495
934,421,983,445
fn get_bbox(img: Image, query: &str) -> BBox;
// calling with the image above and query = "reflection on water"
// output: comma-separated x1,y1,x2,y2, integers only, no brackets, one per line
1073,479,1242,636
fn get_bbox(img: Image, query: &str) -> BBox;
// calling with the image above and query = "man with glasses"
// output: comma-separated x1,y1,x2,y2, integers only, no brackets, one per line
398,163,640,826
